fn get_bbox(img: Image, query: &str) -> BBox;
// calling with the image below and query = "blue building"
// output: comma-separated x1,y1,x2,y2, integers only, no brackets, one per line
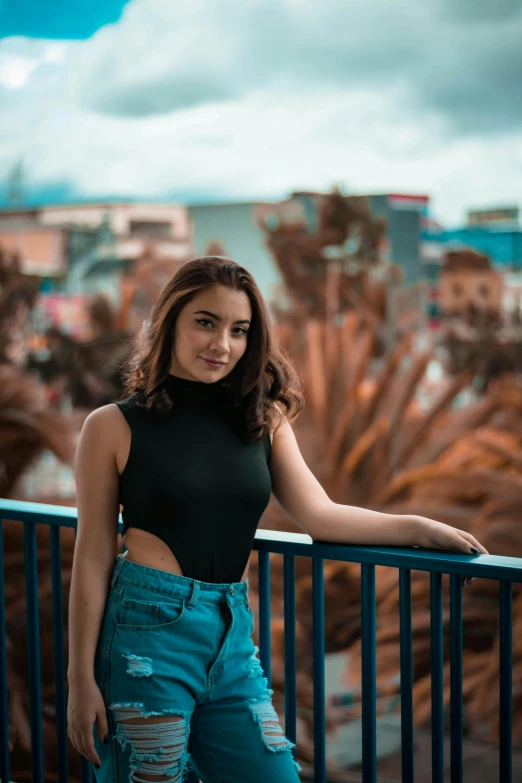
422,206,522,269
420,207,522,323
422,226,522,271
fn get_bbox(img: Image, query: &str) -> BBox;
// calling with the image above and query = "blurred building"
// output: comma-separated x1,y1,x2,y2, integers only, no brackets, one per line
292,191,428,340
40,203,194,307
288,191,427,285
0,217,67,279
0,202,194,309
365,193,428,286
421,205,522,325
1,194,428,331
438,249,503,317
188,191,428,305
187,200,283,303
422,205,521,260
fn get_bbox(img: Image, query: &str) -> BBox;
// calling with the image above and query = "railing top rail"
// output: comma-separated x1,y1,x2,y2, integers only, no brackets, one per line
254,529,522,582
2,498,522,582
1,498,79,526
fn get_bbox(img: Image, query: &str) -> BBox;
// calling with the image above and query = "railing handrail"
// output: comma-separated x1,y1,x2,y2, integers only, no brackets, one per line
2,496,521,782
2,497,522,583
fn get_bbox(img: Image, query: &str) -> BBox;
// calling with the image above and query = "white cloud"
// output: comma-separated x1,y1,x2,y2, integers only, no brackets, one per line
0,0,520,225
41,43,67,65
0,38,67,89
0,53,45,89
65,0,522,137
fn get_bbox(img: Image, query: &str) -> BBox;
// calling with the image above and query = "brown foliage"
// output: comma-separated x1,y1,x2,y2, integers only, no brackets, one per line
260,188,393,329
252,311,522,752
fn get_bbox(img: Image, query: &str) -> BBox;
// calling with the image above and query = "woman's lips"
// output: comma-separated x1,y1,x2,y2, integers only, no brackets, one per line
201,358,224,368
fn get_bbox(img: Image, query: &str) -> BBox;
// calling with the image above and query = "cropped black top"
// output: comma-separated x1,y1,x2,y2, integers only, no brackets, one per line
112,373,272,584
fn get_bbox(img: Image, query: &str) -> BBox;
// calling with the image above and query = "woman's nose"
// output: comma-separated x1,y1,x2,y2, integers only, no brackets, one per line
210,334,228,353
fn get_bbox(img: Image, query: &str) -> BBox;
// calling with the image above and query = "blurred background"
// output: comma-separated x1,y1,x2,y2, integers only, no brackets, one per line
1,0,522,780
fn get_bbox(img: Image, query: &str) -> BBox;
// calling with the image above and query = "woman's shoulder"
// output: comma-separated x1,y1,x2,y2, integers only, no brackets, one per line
80,396,144,438
84,399,133,427
78,402,130,463
110,393,140,411
108,393,148,424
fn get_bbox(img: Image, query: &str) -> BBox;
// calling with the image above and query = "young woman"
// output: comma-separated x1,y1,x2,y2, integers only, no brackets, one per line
67,256,487,782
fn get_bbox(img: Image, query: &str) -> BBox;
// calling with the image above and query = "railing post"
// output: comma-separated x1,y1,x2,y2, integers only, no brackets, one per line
50,525,69,782
258,550,271,686
399,568,414,782
430,572,444,783
283,555,297,755
24,521,45,783
361,564,376,783
312,556,326,783
449,574,463,783
74,519,95,783
499,580,512,783
0,517,11,783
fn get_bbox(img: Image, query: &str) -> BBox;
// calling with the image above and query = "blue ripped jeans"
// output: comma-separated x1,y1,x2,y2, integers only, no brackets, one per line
92,554,302,782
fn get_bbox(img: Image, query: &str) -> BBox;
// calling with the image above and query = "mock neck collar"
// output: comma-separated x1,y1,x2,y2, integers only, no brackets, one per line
166,372,223,387
165,372,230,404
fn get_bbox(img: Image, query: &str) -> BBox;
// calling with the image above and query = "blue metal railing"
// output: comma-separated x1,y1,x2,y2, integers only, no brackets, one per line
1,498,521,783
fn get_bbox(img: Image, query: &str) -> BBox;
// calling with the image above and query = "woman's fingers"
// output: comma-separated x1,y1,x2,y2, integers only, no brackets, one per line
97,708,109,745
461,532,489,555
74,724,101,768
455,530,487,586
82,726,101,767
452,530,487,556
472,539,489,555
68,728,78,755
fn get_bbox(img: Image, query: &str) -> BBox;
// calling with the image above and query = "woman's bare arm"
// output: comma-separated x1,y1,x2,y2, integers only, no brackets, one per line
269,413,488,561
67,405,121,681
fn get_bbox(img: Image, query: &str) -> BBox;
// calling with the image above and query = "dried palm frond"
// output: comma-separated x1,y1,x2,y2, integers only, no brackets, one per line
253,309,522,752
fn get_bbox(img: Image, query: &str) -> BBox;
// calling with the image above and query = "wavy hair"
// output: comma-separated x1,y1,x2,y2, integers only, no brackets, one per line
119,256,304,443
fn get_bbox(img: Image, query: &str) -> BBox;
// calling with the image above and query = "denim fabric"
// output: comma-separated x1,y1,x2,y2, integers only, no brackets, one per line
92,554,302,782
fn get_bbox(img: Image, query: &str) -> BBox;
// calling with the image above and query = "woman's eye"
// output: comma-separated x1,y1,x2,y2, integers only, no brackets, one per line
196,319,248,335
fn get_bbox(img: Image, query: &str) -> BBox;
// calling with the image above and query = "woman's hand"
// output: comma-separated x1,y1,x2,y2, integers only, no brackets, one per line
413,516,489,586
67,674,108,768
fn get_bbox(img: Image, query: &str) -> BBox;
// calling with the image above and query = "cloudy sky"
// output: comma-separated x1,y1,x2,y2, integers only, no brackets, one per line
0,0,521,226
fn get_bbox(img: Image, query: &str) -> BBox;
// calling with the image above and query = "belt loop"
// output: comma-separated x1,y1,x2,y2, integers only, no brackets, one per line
110,554,125,590
187,580,200,609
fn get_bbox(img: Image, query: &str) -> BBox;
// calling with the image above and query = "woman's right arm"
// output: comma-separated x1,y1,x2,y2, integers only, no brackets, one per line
67,404,121,768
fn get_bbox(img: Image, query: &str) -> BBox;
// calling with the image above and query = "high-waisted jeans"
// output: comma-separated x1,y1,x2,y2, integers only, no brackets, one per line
92,554,302,782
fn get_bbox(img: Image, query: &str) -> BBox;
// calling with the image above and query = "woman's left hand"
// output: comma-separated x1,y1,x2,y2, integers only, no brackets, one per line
414,516,489,586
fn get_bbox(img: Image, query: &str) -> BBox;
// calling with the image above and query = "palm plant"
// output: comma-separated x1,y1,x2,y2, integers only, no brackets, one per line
0,243,78,779
250,196,522,768
253,314,522,768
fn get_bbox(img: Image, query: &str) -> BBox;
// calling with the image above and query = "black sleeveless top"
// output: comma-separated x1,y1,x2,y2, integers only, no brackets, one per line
112,373,272,583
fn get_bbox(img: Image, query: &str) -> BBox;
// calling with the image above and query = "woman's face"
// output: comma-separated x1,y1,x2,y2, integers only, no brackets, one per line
170,285,252,382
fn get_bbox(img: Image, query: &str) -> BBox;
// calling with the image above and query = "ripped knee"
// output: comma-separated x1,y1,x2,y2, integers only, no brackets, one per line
109,702,193,783
247,691,303,773
247,691,293,749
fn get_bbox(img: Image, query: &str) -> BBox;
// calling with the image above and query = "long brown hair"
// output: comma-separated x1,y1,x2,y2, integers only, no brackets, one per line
119,256,304,443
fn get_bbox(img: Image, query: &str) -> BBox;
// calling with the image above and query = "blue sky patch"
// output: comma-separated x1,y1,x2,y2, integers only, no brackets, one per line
0,0,132,40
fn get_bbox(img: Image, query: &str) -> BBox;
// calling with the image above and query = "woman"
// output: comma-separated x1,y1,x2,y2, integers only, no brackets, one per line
67,256,487,781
